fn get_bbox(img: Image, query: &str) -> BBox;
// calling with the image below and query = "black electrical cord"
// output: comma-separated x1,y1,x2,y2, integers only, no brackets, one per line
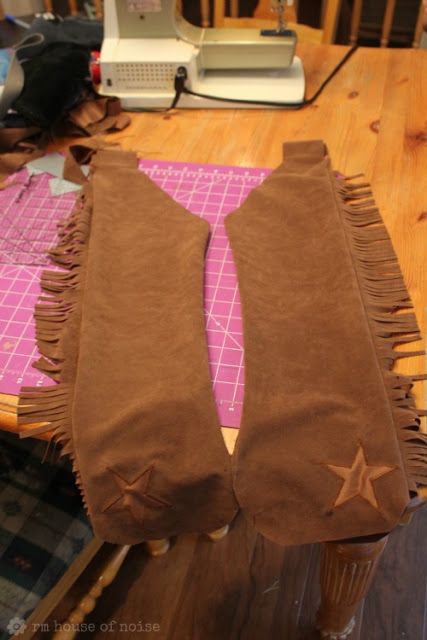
300,45,358,106
178,45,358,109
125,45,358,112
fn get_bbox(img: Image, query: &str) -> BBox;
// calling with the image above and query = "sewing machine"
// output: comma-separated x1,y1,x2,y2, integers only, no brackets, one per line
100,0,305,108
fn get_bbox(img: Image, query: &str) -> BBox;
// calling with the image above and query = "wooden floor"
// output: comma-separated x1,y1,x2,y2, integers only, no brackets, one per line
78,509,427,640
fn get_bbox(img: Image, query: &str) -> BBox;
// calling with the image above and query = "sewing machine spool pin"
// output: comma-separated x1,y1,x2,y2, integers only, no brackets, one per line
276,0,286,33
260,0,290,36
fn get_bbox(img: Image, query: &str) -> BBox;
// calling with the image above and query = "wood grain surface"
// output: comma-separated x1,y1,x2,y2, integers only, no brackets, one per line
2,44,426,451
38,508,427,640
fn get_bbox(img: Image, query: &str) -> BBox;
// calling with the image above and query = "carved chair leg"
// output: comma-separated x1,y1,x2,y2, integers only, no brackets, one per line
52,545,130,640
316,536,388,639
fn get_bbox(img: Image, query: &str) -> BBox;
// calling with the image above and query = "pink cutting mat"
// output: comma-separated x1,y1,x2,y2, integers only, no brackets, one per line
0,160,271,428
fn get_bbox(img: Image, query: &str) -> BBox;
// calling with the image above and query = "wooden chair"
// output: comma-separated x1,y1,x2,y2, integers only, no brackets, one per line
212,0,342,45
26,528,229,640
201,0,210,27
94,0,103,18
212,0,425,47
213,0,297,25
43,0,103,18
43,0,77,14
349,0,426,48
200,0,294,30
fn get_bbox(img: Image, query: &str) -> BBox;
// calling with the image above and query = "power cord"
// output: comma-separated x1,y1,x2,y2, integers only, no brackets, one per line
124,67,188,112
127,45,358,112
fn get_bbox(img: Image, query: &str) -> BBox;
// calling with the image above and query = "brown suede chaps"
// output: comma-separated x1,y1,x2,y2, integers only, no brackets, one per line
18,140,427,545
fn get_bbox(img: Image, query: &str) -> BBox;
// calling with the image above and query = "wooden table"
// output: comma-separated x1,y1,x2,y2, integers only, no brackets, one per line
1,43,427,639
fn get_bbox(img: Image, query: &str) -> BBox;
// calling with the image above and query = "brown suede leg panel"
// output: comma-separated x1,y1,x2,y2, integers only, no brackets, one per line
225,140,426,546
19,149,237,544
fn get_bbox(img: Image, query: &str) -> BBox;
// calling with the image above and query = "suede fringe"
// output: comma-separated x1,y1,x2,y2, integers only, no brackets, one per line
17,189,91,509
334,176,427,492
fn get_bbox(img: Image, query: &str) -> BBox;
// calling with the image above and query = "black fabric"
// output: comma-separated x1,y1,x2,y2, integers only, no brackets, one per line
12,43,91,129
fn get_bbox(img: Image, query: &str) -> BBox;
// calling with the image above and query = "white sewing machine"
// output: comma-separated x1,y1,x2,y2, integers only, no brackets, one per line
100,0,305,108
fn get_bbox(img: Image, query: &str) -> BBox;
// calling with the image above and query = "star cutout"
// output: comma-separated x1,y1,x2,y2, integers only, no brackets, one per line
102,466,171,523
326,445,395,511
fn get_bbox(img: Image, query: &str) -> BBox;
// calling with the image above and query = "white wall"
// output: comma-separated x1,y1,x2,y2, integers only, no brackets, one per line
2,0,44,16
